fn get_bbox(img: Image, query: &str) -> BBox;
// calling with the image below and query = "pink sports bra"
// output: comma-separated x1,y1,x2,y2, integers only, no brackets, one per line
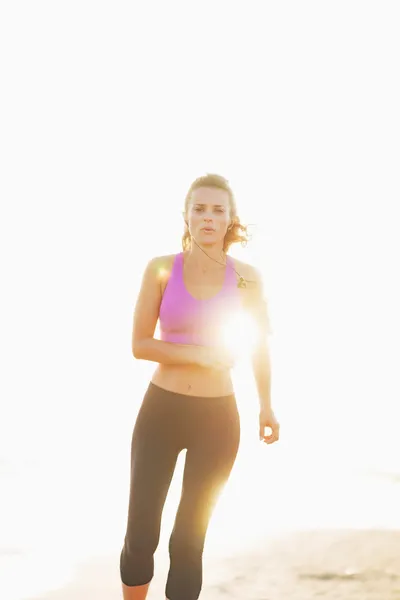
159,252,242,347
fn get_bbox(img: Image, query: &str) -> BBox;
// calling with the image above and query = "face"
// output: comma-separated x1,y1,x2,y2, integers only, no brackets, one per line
185,186,232,247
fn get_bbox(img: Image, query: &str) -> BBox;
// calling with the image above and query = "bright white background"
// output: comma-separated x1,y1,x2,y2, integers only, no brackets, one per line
0,2,399,598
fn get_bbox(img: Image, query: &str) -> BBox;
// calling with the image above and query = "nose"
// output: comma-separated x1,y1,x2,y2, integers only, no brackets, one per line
203,217,214,228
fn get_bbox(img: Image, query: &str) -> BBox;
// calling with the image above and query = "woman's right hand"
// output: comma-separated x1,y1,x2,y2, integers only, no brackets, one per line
194,345,236,370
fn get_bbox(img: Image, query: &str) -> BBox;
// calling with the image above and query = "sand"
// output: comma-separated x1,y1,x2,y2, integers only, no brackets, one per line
25,528,400,600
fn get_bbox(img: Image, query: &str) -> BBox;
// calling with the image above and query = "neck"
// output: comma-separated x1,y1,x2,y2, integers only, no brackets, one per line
187,239,226,269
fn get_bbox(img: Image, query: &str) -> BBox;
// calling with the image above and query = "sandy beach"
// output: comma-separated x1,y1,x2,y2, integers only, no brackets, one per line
14,528,398,600
3,0,400,597
3,372,400,600
2,425,400,600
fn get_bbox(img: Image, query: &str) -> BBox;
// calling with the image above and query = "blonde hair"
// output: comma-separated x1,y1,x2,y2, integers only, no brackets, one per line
182,173,250,253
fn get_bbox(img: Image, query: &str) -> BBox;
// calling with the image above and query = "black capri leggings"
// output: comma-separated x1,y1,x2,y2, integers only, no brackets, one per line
120,382,241,600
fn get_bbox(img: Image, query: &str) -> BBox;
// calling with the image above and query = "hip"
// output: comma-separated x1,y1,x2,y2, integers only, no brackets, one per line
131,382,240,476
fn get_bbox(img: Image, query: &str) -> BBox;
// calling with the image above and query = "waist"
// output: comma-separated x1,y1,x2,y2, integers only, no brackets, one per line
151,363,234,397
147,381,236,404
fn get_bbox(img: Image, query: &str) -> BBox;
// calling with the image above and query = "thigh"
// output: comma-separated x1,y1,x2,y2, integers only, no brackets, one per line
125,436,179,536
124,386,183,540
174,400,241,538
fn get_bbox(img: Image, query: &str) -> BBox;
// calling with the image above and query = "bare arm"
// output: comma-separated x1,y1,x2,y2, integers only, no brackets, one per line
243,265,273,411
244,265,279,443
131,256,202,365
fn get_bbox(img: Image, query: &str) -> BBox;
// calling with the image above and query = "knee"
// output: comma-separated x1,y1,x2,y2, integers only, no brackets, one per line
169,530,204,564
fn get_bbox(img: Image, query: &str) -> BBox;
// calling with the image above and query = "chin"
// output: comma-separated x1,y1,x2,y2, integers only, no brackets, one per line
199,233,220,245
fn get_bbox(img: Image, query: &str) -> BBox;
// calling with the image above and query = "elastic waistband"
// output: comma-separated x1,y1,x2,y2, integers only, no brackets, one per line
148,381,235,403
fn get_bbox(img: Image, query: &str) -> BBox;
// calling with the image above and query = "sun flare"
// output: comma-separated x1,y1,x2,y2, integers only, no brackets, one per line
219,309,259,362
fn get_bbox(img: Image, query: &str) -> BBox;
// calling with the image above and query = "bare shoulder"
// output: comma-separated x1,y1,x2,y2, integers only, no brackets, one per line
147,253,176,274
145,253,178,291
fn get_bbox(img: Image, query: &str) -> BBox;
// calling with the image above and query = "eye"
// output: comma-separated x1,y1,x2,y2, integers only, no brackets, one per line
193,206,204,212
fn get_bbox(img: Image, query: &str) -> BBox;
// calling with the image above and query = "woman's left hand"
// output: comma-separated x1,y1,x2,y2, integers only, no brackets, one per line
259,408,280,444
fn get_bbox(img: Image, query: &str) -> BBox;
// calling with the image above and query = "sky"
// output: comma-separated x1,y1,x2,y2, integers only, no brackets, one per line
0,2,400,596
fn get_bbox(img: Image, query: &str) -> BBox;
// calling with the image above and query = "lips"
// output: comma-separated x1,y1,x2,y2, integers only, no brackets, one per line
201,227,215,232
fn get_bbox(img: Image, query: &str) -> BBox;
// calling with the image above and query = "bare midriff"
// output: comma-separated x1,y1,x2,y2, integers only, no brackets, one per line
151,363,234,397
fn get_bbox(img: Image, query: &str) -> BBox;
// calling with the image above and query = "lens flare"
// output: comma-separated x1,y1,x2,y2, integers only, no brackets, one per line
219,310,258,362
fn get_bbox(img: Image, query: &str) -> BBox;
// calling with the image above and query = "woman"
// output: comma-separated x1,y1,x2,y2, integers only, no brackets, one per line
120,173,280,600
